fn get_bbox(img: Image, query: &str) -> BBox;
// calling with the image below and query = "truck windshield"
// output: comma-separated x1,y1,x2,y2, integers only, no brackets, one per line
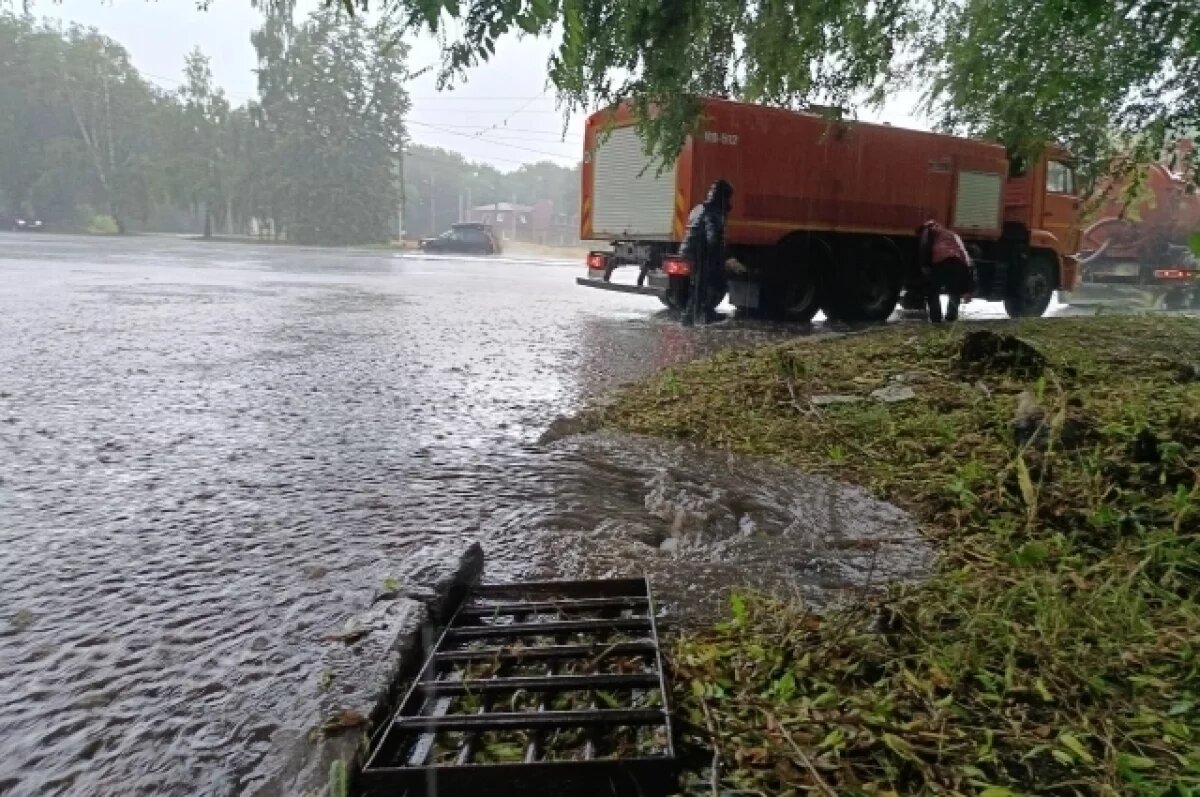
1046,160,1075,194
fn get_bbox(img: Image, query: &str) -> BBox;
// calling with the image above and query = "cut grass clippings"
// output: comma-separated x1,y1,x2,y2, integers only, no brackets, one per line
602,316,1200,796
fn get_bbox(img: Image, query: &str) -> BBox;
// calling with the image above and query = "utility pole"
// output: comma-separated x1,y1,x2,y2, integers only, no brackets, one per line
429,171,436,235
511,192,518,241
458,192,464,223
396,150,406,242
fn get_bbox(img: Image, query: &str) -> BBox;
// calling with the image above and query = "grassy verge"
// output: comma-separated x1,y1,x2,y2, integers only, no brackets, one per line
602,317,1199,796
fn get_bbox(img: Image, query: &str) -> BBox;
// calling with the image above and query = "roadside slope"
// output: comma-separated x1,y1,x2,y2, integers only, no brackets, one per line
604,317,1200,795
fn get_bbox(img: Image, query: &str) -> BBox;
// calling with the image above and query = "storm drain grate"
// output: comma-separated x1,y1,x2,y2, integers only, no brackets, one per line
362,578,677,796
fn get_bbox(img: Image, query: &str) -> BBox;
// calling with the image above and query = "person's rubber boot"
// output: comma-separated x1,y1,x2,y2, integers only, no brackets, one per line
945,296,961,322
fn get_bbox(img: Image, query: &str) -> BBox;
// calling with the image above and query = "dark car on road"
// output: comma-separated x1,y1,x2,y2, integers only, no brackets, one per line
419,222,500,255
13,216,44,232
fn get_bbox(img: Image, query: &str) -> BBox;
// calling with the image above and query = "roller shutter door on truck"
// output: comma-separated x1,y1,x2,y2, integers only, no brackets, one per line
953,171,1003,232
591,126,678,239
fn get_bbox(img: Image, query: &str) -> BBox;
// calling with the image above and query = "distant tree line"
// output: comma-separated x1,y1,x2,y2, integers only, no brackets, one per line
0,8,582,246
402,146,580,240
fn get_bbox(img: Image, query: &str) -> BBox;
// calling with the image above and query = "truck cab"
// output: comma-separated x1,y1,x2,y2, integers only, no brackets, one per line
1005,150,1082,276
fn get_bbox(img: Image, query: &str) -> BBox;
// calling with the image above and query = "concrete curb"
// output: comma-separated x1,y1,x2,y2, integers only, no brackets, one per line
252,542,484,797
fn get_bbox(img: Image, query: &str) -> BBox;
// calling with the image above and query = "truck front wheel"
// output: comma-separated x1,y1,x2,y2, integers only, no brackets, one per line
1004,255,1056,319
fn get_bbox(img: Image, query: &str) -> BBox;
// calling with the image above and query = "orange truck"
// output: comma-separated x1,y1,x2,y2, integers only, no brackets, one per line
576,98,1081,321
1068,144,1200,310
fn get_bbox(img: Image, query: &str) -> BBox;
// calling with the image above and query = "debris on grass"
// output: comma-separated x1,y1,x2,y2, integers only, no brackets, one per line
602,316,1200,795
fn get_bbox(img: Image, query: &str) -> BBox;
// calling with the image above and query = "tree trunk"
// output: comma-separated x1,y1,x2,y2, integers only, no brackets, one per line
204,206,213,239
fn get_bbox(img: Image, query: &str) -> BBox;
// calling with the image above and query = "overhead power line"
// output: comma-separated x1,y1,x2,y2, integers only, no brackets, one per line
402,147,535,168
412,122,576,136
409,95,556,101
407,120,578,161
427,125,579,144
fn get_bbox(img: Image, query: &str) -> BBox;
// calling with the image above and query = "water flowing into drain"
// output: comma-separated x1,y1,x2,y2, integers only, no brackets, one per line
488,430,933,619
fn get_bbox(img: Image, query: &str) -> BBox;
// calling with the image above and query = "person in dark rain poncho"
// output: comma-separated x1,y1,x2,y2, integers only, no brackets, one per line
678,179,734,326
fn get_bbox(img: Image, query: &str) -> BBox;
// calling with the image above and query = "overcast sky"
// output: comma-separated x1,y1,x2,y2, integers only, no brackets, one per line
35,0,929,172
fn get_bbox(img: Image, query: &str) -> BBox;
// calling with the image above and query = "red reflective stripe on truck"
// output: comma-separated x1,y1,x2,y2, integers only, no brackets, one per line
581,196,592,239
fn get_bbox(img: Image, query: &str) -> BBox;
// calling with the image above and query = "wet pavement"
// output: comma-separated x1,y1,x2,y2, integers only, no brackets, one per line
0,234,946,795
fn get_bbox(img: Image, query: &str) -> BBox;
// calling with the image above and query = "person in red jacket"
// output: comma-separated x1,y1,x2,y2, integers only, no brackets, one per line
916,220,975,323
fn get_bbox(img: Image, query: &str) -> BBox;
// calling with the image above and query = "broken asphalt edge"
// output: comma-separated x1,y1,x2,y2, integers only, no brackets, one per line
252,541,484,797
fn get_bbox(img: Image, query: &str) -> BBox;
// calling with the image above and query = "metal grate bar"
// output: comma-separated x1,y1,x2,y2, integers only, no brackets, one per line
394,708,664,732
472,579,649,599
459,596,650,618
434,641,657,664
524,661,552,763
363,578,677,795
446,617,652,639
414,672,661,696
406,693,453,767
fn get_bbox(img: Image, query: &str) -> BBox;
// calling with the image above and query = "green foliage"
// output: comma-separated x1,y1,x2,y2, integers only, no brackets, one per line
172,48,233,236
607,316,1200,794
333,0,910,164
0,14,176,231
252,6,411,246
85,214,119,235
921,0,1200,179
3,8,581,244
402,145,579,239
0,9,416,244
333,0,1199,178
328,759,348,797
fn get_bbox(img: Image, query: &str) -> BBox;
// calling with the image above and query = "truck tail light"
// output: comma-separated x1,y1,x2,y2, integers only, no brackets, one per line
586,252,609,271
661,255,692,277
1153,268,1196,281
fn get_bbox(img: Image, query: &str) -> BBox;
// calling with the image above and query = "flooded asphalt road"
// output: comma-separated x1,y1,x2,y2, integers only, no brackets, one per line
0,234,938,795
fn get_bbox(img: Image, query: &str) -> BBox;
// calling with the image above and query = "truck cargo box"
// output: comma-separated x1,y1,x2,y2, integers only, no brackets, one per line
583,100,1013,247
579,98,1080,322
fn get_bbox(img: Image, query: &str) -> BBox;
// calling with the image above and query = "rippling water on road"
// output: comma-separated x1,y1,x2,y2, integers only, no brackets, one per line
0,234,927,796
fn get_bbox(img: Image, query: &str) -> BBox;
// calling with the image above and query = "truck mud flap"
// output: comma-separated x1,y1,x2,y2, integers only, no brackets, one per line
576,276,664,298
727,279,760,309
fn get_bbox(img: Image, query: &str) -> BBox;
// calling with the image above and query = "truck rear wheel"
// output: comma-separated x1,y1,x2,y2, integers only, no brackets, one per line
1163,287,1191,311
1004,255,1056,318
662,275,724,314
821,241,901,322
762,236,823,322
662,276,690,311
769,274,820,323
